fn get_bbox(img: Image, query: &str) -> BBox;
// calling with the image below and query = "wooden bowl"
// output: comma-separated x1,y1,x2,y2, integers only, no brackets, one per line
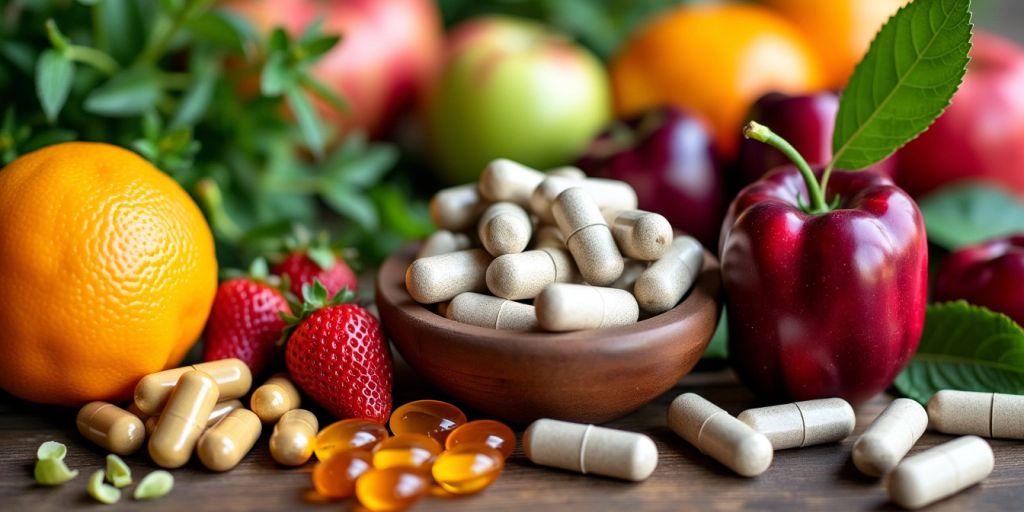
375,244,722,424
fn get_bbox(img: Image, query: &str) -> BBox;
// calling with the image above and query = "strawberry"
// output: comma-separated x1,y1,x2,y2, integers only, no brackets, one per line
203,259,290,377
272,236,358,299
284,281,392,422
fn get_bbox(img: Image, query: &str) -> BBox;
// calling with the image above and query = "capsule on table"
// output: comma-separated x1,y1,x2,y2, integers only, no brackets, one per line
371,434,442,471
531,176,638,224
886,435,993,509
416,230,472,259
389,399,467,445
316,419,390,460
148,370,220,468
602,208,673,261
633,236,704,315
532,225,565,249
535,283,638,332
667,393,773,477
432,443,505,495
479,158,546,207
552,187,624,286
145,398,242,435
76,402,146,455
430,183,486,232
853,398,928,477
251,373,301,423
270,409,319,466
134,358,252,416
198,408,262,471
486,248,580,300
447,292,538,331
405,249,492,304
737,398,855,450
927,390,1024,439
523,418,657,482
446,419,517,460
478,202,533,257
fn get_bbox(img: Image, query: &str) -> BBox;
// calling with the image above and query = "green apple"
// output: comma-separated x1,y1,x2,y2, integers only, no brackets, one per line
424,16,612,184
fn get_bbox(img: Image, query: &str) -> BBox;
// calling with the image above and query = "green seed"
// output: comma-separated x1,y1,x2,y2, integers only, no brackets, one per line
36,441,67,461
34,457,78,485
87,470,121,504
105,454,132,488
133,470,173,500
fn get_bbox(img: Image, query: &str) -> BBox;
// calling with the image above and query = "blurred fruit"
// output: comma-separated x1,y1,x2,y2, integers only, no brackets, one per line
935,235,1024,327
273,248,358,299
224,0,444,137
578,107,725,248
0,142,217,405
424,16,611,184
610,3,824,155
896,32,1024,197
763,0,910,89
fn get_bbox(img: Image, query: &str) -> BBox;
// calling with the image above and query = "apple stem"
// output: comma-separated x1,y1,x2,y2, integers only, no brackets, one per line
743,121,829,214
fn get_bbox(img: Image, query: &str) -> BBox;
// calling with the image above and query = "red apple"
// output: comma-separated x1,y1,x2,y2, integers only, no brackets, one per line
897,31,1024,197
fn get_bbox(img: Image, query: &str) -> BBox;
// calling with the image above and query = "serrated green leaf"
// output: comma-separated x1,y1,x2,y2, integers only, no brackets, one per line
35,49,74,122
84,67,162,117
831,0,972,170
286,87,324,159
918,182,1024,250
894,301,1024,405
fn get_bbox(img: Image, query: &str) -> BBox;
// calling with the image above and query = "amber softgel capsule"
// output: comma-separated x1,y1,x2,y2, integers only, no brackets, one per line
77,402,146,456
148,370,220,469
446,292,538,331
134,358,251,416
535,283,639,332
197,408,262,472
667,393,773,477
552,187,624,286
737,398,855,450
250,373,301,423
927,389,1024,439
885,435,993,509
405,249,492,304
853,398,928,477
523,418,657,482
269,409,319,466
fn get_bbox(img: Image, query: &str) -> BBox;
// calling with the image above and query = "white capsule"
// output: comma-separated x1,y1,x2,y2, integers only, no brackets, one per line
853,398,928,477
429,183,487,232
531,176,638,224
667,393,773,477
532,225,565,249
446,292,538,331
546,166,586,179
927,390,1024,439
478,202,533,257
535,283,638,332
737,398,855,450
479,159,546,207
552,187,624,286
486,248,580,300
405,249,492,304
633,236,704,315
602,208,673,261
523,418,658,482
416,230,472,259
886,436,993,509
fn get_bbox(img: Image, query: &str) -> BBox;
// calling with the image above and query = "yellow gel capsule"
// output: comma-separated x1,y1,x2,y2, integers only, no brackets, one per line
355,467,429,512
431,443,504,495
371,434,442,471
315,419,388,461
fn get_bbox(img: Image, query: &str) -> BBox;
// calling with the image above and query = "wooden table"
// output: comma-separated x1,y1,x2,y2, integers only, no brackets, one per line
2,363,1021,511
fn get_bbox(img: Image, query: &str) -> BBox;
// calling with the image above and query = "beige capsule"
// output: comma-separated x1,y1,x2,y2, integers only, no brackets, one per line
144,398,243,435
486,248,580,300
429,183,486,232
532,225,565,249
886,435,993,509
546,166,586,179
531,176,638,224
76,402,146,455
251,373,302,423
446,292,538,331
552,187,624,286
634,236,704,315
270,409,319,466
478,202,533,256
479,159,546,207
853,398,928,477
416,230,473,259
602,208,673,261
405,249,492,304
667,393,773,477
126,402,150,422
535,283,638,332
134,358,252,416
523,418,657,482
148,371,220,468
927,390,1024,439
197,409,262,472
737,398,855,450
609,260,648,292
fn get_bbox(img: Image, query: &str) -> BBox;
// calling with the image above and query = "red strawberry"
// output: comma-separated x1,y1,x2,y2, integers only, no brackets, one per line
203,259,290,377
273,245,358,300
284,281,392,422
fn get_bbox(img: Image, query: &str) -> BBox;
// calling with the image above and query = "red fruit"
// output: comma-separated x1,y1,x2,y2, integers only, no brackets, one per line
274,252,358,299
203,278,290,377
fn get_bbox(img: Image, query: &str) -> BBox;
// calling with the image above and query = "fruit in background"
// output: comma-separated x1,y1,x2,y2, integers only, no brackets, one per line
762,0,910,89
0,143,217,405
577,107,725,249
273,245,358,299
896,32,1024,198
935,235,1024,327
223,0,444,137
610,3,824,156
423,16,612,184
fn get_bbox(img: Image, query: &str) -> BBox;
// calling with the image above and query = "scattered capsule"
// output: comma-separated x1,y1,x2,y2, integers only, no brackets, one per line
479,158,546,207
372,434,442,471
355,467,429,512
389,400,467,445
446,292,538,331
405,249,492,304
886,436,993,509
737,398,855,450
446,420,516,460
532,225,565,249
315,419,389,461
270,409,319,466
853,398,928,477
535,283,639,332
523,418,657,482
197,409,262,471
250,373,301,423
602,208,673,261
486,248,580,300
928,390,1024,439
416,230,473,259
667,393,773,477
134,358,251,416
478,202,533,257
633,236,704,314
552,187,624,286
312,450,372,499
531,176,638,224
143,399,240,436
148,371,220,469
430,183,485,232
432,443,505,495
76,402,146,456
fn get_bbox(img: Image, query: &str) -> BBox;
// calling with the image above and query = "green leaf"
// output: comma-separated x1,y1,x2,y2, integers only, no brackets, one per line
321,186,379,230
186,10,256,54
894,301,1024,405
84,67,162,117
35,49,75,122
324,141,398,189
299,72,348,113
133,470,173,500
170,62,218,129
830,0,972,170
299,34,340,61
286,87,324,159
260,53,293,97
919,183,1024,250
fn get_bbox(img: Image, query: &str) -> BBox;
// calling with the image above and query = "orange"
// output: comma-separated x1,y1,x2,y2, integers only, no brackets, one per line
0,142,217,405
763,0,911,89
611,3,825,155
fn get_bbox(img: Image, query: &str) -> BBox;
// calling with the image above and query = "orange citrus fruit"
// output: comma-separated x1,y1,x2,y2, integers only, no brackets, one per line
0,142,218,405
611,3,825,155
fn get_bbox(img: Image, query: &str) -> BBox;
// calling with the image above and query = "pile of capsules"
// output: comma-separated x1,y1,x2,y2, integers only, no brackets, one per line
406,158,704,331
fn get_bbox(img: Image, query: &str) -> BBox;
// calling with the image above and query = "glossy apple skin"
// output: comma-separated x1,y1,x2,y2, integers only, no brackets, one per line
935,236,1024,326
720,167,927,404
577,108,725,249
897,31,1024,197
424,16,612,184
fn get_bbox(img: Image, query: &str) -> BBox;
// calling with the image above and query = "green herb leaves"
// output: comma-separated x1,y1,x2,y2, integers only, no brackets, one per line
36,50,74,122
894,301,1024,404
919,183,1024,250
830,0,973,171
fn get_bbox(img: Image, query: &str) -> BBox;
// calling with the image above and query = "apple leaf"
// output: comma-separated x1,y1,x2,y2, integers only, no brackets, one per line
830,0,972,171
894,301,1024,405
918,182,1024,250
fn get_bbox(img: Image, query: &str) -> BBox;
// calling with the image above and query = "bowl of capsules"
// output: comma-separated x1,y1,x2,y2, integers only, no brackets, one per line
375,159,722,424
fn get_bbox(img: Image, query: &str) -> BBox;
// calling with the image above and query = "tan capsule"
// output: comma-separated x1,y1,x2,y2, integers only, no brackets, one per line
446,292,538,331
609,260,648,292
546,166,586,179
478,202,532,256
535,283,638,332
633,236,704,315
531,176,638,224
416,230,472,259
853,398,928,477
143,398,242,435
126,402,150,422
145,416,158,436
251,373,302,423
602,208,673,261
928,390,1024,439
737,398,855,450
197,409,262,471
134,358,252,416
148,370,220,469
479,159,546,206
76,402,146,455
270,409,319,466
532,225,565,249
886,435,993,509
523,418,657,482
429,183,486,232
552,188,624,286
667,393,773,477
405,249,492,304
486,248,580,300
